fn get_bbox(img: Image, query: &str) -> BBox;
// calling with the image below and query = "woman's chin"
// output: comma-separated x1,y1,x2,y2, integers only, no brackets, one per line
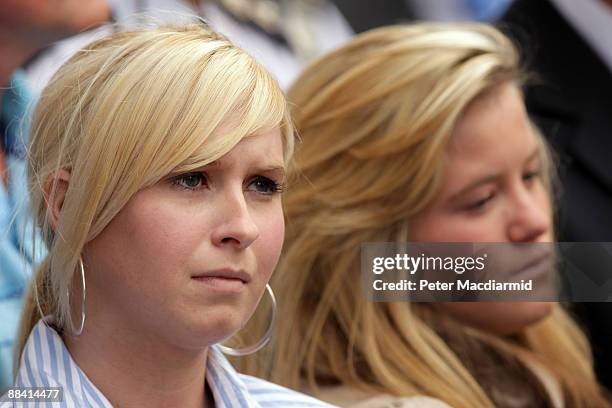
490,301,555,335
441,301,555,336
160,312,245,351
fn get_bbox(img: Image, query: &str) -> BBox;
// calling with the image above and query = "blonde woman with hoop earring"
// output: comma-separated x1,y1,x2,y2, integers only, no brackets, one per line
3,24,335,408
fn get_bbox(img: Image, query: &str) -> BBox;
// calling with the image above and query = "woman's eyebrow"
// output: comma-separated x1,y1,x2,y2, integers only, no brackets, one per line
205,159,284,170
204,161,286,177
524,149,539,164
257,165,285,171
254,165,286,178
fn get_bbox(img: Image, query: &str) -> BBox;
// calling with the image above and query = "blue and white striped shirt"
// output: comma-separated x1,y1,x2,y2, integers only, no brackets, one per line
1,318,336,407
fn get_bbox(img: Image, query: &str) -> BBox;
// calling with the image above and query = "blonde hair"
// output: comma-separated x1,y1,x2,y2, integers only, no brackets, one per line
238,23,609,407
16,24,293,369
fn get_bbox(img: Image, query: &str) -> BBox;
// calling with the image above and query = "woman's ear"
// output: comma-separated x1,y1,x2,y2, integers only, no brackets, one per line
43,169,71,231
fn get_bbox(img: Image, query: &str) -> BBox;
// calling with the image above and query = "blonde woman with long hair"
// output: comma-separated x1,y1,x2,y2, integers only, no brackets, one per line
3,24,335,407
238,24,611,407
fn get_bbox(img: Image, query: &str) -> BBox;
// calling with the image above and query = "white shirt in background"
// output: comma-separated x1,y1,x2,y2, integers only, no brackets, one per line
26,0,353,91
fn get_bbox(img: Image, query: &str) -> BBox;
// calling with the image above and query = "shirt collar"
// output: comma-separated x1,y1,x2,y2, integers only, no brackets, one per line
549,0,612,72
19,317,262,407
207,346,263,407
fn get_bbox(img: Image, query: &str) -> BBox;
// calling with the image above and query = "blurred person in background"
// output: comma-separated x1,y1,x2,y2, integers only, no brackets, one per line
178,0,353,89
0,0,110,391
332,0,513,33
238,23,611,407
500,0,612,391
407,0,513,22
26,0,353,91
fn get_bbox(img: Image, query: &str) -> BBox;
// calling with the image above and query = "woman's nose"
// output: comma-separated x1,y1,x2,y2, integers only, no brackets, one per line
507,187,551,243
210,190,260,250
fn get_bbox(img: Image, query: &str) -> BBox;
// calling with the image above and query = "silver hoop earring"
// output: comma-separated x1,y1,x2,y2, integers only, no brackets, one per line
218,283,277,356
66,257,86,336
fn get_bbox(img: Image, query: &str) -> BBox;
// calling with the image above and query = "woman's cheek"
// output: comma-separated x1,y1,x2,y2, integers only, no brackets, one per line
259,210,286,276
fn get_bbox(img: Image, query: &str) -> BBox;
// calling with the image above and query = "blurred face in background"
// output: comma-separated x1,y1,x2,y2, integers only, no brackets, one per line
410,82,554,335
0,1,109,198
0,0,110,45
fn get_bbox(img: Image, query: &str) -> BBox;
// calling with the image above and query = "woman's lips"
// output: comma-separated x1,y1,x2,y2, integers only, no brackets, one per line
192,268,251,282
512,251,554,280
191,269,251,293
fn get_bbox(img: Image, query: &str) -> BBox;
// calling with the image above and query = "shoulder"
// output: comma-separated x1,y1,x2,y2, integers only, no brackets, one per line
239,374,338,407
12,319,110,407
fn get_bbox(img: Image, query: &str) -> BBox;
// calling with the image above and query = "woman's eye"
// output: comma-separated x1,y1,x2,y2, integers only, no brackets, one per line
247,176,284,195
523,169,541,183
173,172,207,190
466,193,494,211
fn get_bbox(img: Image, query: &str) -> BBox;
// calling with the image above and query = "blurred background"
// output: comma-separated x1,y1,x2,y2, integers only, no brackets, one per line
22,0,514,91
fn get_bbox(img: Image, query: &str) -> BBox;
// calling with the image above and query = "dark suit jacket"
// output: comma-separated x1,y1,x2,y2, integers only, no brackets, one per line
500,0,612,391
331,0,416,33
